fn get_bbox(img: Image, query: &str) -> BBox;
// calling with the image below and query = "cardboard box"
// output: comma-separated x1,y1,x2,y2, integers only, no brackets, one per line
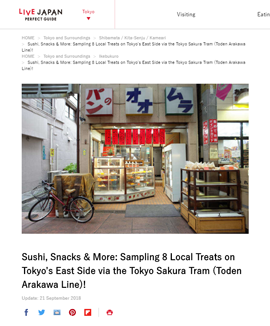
241,191,249,209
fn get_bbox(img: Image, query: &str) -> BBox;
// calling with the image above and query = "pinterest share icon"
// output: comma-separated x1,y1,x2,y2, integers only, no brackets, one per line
69,309,76,316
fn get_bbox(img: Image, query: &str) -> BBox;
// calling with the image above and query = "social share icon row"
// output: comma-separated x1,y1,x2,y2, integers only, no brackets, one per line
24,309,113,316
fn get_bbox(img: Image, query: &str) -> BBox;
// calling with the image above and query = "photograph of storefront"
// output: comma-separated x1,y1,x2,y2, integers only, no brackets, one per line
22,83,249,234
80,84,198,204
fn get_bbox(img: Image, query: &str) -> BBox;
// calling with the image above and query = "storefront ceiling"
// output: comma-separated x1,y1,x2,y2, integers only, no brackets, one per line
92,123,187,134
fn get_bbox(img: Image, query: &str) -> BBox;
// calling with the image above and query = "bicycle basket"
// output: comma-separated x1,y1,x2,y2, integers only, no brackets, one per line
31,184,49,200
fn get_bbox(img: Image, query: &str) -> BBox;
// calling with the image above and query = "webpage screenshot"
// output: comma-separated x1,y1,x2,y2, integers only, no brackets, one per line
0,0,268,324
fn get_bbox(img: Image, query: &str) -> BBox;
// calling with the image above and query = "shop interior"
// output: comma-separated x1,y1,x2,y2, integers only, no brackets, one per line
91,123,188,171
90,123,188,203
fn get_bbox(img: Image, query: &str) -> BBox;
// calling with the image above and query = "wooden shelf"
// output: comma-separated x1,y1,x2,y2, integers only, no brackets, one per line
189,181,237,187
180,169,245,233
189,195,238,201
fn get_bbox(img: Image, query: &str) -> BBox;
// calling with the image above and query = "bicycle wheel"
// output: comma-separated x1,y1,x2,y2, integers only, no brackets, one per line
28,197,55,222
69,196,94,223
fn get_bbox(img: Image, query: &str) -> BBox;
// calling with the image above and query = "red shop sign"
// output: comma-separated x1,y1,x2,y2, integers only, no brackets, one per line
126,129,132,145
153,129,159,144
133,129,139,144
140,129,145,145
160,129,165,144
105,129,111,145
146,129,152,144
119,129,125,145
209,119,218,143
112,129,118,145
203,121,208,145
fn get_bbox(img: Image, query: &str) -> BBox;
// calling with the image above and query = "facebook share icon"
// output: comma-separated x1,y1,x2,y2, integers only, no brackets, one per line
24,309,28,316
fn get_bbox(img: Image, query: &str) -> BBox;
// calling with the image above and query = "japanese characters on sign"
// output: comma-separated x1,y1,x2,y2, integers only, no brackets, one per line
165,87,194,115
105,129,111,145
140,129,145,145
126,129,132,145
85,88,113,116
160,129,165,144
203,121,208,145
119,129,125,145
105,129,166,146
209,119,218,143
153,129,159,144
126,88,153,115
112,129,118,145
146,129,152,144
133,129,139,144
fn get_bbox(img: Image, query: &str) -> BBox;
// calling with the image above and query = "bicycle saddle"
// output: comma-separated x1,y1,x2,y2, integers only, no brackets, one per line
65,189,76,195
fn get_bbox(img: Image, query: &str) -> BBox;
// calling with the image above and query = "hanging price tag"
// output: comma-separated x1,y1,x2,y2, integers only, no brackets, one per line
146,129,152,144
126,129,132,145
160,129,165,144
112,129,118,145
133,129,139,144
153,129,159,144
105,129,111,145
140,129,145,145
119,129,125,145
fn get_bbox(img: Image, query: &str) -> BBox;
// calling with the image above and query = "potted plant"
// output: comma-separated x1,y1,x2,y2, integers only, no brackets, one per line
108,149,113,157
63,163,77,173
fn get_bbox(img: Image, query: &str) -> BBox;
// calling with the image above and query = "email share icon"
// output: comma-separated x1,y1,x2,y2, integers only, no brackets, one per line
53,310,61,315
84,309,92,316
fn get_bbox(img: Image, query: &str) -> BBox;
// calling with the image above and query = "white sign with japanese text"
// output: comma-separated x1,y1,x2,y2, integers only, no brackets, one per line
126,88,153,115
165,87,194,115
85,88,113,116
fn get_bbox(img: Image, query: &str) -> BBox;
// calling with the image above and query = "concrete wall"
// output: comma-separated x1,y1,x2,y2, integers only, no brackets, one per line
22,98,77,193
22,135,43,192
80,84,199,173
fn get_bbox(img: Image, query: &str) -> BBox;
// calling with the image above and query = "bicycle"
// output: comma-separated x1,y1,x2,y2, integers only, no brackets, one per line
28,180,94,223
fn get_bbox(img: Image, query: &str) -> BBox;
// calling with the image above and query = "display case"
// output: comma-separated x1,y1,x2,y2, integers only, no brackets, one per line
126,166,155,201
93,157,155,203
164,144,186,202
93,157,125,202
180,169,245,233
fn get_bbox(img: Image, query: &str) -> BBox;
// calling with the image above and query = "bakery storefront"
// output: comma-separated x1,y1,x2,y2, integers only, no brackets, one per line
79,84,199,203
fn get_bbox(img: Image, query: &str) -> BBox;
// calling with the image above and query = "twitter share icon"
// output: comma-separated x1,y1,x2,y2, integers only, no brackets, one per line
38,310,45,315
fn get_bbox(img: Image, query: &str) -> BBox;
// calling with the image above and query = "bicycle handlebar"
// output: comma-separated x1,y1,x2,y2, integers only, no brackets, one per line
42,180,54,186
42,180,56,191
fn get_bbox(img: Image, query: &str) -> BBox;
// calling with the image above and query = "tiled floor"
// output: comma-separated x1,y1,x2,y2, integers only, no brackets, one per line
22,187,195,234
94,187,180,211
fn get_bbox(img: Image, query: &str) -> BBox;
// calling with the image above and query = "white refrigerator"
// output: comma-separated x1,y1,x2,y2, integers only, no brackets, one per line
164,144,186,202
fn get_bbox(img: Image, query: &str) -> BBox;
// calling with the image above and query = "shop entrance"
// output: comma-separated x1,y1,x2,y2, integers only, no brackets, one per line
90,123,188,205
153,147,162,177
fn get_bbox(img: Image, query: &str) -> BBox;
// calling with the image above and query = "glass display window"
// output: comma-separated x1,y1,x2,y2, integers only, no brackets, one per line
243,140,249,168
94,157,124,168
218,122,241,137
217,122,249,168
218,139,241,165
126,166,155,194
94,168,125,195
94,157,125,195
243,122,249,137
